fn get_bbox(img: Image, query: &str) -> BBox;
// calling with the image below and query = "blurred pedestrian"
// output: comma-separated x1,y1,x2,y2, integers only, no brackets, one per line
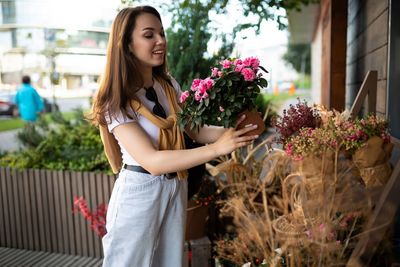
89,6,258,267
15,75,44,122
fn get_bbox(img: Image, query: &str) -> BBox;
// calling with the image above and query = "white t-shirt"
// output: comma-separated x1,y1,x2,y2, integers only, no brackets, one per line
107,78,182,166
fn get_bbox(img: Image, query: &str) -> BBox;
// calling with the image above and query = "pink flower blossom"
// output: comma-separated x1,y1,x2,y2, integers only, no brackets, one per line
241,67,256,81
219,106,225,112
203,77,215,90
179,91,190,103
194,85,210,101
217,71,223,77
194,90,202,101
211,67,219,77
191,79,201,91
243,56,260,69
221,59,232,69
198,81,208,94
234,59,244,72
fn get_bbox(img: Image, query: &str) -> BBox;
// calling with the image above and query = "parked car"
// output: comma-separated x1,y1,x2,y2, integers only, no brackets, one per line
0,90,58,117
0,91,18,116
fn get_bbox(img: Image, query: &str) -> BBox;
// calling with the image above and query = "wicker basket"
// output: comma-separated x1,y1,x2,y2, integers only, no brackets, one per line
359,162,392,187
272,212,307,244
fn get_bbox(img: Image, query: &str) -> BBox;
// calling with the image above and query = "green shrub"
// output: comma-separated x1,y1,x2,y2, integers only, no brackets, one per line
0,109,110,173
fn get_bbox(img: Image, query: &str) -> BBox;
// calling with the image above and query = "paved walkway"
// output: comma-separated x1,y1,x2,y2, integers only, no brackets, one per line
0,129,20,152
0,247,102,267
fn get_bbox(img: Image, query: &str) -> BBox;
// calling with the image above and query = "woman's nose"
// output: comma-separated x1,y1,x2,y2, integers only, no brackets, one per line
156,35,166,45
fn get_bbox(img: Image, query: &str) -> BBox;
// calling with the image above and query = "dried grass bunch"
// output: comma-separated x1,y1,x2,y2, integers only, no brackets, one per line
208,132,375,267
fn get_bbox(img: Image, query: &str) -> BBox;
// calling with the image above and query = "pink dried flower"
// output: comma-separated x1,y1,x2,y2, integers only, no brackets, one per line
285,143,293,155
272,98,321,144
219,106,225,112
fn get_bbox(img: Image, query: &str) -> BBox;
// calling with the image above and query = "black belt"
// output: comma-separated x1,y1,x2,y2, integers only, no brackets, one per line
123,164,176,179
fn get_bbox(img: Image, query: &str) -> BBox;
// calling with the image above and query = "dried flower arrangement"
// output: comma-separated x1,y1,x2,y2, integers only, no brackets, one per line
209,142,374,267
207,103,391,266
273,100,393,187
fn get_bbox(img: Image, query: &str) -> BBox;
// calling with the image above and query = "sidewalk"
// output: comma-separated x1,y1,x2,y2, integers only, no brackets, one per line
0,129,20,152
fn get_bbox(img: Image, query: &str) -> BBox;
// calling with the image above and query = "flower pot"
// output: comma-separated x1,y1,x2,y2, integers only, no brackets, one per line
353,136,394,187
236,109,265,136
185,200,209,240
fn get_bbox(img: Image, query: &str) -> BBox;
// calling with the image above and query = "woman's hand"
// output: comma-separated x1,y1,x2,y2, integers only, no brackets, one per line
210,115,259,157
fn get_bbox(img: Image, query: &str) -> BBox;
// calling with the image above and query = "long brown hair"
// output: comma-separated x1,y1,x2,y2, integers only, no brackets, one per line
89,6,170,126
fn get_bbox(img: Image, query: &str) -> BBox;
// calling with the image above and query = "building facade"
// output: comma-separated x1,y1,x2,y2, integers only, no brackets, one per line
288,0,400,139
0,0,118,90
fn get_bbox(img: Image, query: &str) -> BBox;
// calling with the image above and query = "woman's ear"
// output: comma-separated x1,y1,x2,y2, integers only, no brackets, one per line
128,43,134,54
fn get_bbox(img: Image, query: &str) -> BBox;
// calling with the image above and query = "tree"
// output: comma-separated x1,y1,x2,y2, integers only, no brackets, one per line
282,43,311,75
120,0,316,87
166,1,234,89
176,0,319,33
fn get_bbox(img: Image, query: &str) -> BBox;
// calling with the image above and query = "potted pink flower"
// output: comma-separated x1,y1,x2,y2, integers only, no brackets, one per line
178,57,268,135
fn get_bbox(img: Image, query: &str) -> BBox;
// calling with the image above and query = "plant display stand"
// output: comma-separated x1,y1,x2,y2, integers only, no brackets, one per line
184,236,212,267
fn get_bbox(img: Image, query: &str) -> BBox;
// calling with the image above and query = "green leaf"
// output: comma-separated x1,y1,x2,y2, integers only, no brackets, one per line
204,98,210,107
224,119,230,128
259,78,268,88
259,65,269,73
210,91,216,99
231,75,240,81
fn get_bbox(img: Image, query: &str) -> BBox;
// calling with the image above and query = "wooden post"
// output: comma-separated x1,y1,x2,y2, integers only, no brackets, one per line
190,237,211,267
320,0,348,111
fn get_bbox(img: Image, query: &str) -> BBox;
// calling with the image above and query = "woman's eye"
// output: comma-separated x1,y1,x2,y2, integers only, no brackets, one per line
144,35,153,39
160,32,165,37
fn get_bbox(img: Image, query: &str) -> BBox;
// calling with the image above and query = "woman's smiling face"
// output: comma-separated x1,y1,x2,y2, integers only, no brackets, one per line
129,12,166,70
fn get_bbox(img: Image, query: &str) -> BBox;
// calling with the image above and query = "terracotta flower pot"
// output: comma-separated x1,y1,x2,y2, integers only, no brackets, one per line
236,109,265,136
185,200,209,240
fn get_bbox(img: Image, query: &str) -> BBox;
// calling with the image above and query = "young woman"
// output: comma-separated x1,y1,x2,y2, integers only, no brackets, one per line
90,6,259,267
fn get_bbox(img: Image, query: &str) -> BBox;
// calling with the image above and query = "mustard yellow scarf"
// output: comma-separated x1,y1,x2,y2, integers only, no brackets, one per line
100,77,188,179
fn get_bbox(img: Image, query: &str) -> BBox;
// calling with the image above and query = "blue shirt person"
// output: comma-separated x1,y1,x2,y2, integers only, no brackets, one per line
14,75,44,122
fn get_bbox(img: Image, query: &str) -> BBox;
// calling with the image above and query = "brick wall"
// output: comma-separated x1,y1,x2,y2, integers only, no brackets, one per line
346,0,389,115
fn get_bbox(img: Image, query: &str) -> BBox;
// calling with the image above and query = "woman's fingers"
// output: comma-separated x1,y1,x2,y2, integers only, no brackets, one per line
234,114,246,128
236,134,258,143
235,124,258,136
233,132,258,149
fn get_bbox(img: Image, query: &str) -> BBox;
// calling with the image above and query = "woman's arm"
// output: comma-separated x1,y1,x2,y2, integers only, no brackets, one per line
113,121,258,176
